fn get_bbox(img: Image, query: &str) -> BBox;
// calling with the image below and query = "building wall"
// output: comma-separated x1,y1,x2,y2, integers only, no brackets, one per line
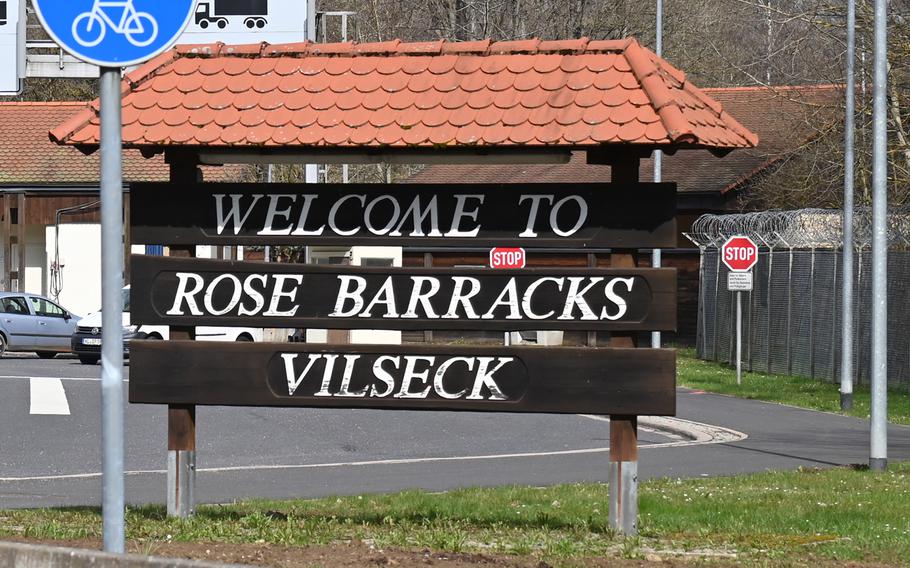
25,224,46,297
44,224,101,317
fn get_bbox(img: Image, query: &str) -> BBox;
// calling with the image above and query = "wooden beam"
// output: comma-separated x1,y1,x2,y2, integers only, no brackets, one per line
326,255,351,344
2,195,10,291
123,193,131,285
609,157,642,536
16,194,25,292
165,154,200,519
424,252,434,344
130,341,677,415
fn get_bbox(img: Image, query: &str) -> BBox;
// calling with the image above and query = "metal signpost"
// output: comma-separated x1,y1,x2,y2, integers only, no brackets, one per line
0,0,24,94
870,0,888,472
31,0,196,553
652,0,663,350
722,236,758,385
841,0,856,412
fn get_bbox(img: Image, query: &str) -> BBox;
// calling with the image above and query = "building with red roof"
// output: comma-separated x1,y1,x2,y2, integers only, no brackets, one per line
0,102,247,315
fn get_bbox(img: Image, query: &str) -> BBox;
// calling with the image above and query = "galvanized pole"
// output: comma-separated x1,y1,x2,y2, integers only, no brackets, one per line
869,0,888,472
736,291,742,385
651,0,663,350
841,0,856,411
99,67,125,553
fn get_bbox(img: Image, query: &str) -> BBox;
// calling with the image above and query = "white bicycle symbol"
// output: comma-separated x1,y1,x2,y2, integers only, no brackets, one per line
72,0,159,48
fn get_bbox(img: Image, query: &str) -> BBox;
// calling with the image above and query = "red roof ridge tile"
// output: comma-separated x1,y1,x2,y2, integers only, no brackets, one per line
623,38,697,144
166,37,637,60
48,103,96,145
175,42,226,56
125,49,181,87
222,42,270,55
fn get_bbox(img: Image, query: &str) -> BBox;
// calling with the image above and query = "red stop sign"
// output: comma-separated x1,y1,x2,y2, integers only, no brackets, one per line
721,236,758,272
490,247,526,269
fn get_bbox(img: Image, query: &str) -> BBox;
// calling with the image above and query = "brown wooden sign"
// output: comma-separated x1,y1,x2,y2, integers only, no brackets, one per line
130,341,677,415
130,182,677,248
131,255,677,331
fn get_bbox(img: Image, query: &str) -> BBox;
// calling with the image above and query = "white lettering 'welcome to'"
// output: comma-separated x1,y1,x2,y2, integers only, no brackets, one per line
211,192,590,239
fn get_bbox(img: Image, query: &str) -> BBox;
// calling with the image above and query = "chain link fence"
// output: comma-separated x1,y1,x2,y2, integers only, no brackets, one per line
688,209,910,389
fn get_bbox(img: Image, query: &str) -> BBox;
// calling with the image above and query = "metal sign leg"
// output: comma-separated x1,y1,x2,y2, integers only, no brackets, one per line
609,416,638,536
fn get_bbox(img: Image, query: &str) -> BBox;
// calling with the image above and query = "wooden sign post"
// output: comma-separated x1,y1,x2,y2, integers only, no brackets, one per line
129,178,678,535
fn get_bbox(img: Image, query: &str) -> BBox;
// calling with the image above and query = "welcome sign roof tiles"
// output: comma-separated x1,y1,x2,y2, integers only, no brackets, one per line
50,38,757,152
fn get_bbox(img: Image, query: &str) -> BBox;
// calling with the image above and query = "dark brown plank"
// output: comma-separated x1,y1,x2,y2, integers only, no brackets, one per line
131,255,677,332
130,182,677,249
130,342,676,416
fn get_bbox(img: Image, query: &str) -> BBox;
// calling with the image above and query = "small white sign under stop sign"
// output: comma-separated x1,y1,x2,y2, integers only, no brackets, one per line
727,272,753,292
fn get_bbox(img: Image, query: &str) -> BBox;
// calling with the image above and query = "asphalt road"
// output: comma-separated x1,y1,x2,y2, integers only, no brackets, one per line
1,355,909,509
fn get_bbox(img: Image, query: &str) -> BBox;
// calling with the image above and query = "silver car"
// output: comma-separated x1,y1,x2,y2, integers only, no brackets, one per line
0,292,79,358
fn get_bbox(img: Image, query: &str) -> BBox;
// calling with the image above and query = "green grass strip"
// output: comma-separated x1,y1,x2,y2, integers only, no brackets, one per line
677,348,910,426
2,464,909,564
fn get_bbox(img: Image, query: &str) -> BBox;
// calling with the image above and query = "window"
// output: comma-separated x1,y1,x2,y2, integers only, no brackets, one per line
29,297,65,318
1,297,28,315
361,258,394,267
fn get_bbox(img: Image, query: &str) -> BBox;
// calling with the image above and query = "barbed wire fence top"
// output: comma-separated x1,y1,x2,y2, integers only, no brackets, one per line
687,208,910,250
693,208,910,390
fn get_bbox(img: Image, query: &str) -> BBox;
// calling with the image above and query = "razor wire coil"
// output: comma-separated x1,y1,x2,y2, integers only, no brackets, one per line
688,207,910,250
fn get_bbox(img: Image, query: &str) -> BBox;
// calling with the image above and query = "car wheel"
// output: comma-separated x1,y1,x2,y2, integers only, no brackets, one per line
36,352,57,359
79,356,100,365
0,333,6,357
236,333,253,342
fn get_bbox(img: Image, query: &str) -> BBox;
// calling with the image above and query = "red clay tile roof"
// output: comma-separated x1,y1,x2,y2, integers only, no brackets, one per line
408,85,839,195
0,102,246,184
49,38,757,152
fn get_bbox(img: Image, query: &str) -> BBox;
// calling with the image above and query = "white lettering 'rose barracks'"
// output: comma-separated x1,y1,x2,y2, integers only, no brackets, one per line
164,272,636,322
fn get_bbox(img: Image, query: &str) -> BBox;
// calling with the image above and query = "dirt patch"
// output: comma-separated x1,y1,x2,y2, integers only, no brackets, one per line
1,538,899,567
0,538,697,567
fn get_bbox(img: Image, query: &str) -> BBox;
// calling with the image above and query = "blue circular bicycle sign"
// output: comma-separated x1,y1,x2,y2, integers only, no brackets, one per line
32,0,196,67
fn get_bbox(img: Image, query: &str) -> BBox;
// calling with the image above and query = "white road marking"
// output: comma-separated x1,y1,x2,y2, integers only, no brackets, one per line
0,375,123,383
0,417,746,482
29,378,71,416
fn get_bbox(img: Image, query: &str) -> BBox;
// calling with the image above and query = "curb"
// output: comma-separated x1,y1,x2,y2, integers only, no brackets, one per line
0,541,251,568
